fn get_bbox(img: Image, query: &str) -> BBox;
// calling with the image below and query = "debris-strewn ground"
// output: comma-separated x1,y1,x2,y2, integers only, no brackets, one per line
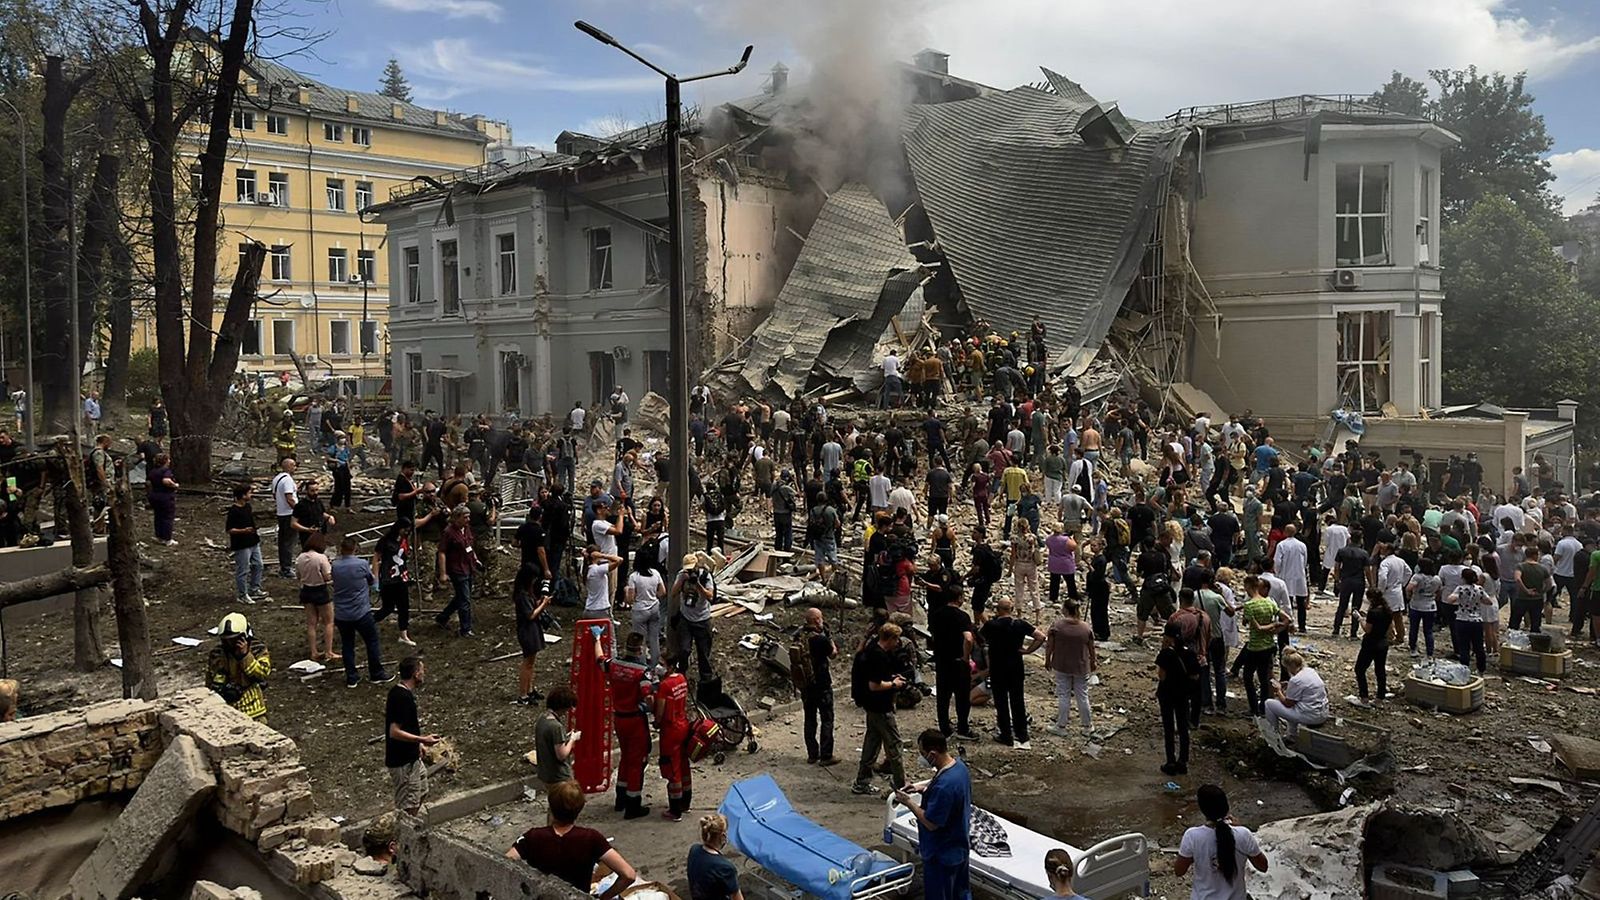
6,420,1600,898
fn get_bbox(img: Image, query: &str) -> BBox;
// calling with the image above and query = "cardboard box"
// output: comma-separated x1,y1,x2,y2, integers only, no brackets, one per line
1498,646,1571,678
1403,675,1485,714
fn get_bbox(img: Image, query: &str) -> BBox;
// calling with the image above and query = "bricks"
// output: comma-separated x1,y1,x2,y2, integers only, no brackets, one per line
269,844,343,885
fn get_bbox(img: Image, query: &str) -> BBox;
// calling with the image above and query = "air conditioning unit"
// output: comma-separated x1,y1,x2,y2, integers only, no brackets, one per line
1332,269,1363,291
253,193,277,206
348,274,363,283
612,345,631,361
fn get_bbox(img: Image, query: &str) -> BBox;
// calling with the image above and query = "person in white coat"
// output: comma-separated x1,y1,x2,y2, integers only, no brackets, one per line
1273,524,1310,633
1320,515,1349,596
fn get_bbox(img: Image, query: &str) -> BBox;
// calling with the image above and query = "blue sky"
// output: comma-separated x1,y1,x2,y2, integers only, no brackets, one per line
296,0,1600,213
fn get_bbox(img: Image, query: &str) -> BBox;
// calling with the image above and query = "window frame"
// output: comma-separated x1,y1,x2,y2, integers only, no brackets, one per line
324,122,344,142
352,126,371,147
1335,309,1394,414
329,319,352,356
241,319,263,357
1418,167,1434,266
233,109,255,131
1334,163,1393,267
1419,311,1437,409
272,319,296,356
235,168,258,202
406,351,424,406
438,238,461,315
354,180,374,212
498,349,521,412
494,229,518,296
326,178,346,212
360,320,379,356
357,249,376,283
265,113,288,135
327,248,349,284
266,172,289,207
269,245,292,282
643,219,670,285
587,226,613,290
402,245,421,303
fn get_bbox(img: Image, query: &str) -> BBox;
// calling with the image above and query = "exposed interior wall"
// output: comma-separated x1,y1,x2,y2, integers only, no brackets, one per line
395,813,587,900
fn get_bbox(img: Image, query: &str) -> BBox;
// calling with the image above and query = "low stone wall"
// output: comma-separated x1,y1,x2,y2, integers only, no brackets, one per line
0,697,164,822
395,813,587,900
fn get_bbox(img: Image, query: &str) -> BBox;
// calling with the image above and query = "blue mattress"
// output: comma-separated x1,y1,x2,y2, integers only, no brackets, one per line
719,775,904,900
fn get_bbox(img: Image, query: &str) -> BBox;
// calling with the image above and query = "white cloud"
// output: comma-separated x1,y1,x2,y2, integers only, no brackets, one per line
374,0,503,21
401,38,663,95
1550,148,1600,216
913,0,1600,120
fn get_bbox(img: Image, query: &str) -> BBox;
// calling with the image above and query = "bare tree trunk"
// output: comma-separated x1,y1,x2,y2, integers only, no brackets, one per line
101,235,135,425
0,565,110,610
109,458,154,699
39,56,88,434
58,441,104,671
78,106,120,424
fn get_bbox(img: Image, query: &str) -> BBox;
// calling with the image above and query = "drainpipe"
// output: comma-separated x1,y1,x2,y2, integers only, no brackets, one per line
305,106,319,367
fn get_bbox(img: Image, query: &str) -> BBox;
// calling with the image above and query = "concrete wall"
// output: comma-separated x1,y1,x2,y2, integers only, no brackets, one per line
395,814,587,900
0,536,109,623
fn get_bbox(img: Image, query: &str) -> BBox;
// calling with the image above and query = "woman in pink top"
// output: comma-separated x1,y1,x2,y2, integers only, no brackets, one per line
1045,521,1080,607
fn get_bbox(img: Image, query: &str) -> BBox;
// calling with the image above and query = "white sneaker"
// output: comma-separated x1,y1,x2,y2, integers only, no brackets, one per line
165,539,179,547
399,636,417,646
1047,725,1070,737
1015,740,1032,750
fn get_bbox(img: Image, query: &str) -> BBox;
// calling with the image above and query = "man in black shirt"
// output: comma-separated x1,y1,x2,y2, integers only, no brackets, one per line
966,527,1003,618
226,482,266,604
980,598,1045,747
385,656,439,814
801,607,838,765
515,506,549,579
291,480,335,549
1207,508,1240,566
927,592,975,739
393,460,421,522
1332,543,1371,637
926,462,953,519
852,623,908,794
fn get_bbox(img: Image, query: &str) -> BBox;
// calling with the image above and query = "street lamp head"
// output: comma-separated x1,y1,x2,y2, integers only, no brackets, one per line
736,45,754,71
574,20,618,47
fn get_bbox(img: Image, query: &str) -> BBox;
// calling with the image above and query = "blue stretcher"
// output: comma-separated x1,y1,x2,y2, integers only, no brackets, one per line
719,775,915,900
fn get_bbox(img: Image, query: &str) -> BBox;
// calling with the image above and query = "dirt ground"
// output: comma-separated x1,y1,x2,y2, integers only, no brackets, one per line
7,428,1600,897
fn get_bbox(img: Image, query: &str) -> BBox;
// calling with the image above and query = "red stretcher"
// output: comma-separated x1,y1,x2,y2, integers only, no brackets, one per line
569,618,615,794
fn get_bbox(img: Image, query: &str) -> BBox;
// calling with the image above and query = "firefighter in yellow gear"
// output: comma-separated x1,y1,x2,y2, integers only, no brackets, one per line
208,613,272,721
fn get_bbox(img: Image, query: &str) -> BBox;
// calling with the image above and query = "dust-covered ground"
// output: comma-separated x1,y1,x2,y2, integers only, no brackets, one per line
6,425,1600,898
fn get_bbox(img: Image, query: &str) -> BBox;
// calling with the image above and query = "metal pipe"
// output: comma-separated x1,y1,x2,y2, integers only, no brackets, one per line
0,96,35,447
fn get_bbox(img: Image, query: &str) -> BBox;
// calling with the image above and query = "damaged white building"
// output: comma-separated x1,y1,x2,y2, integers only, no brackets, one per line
374,52,1575,495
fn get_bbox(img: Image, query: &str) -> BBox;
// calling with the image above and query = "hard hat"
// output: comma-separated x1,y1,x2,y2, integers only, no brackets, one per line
218,612,251,638
1025,366,1035,375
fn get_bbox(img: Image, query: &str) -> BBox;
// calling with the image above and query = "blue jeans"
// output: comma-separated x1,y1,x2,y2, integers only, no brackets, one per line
233,545,263,598
922,856,972,900
337,613,387,684
439,574,474,634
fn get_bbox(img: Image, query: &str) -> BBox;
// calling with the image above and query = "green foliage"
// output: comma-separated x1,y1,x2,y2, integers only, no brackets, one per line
1443,196,1597,439
125,348,159,405
379,58,412,102
1369,72,1430,117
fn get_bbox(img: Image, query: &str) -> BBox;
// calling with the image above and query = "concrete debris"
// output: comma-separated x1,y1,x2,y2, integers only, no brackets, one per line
1549,733,1600,780
70,734,217,900
189,884,263,900
633,391,671,437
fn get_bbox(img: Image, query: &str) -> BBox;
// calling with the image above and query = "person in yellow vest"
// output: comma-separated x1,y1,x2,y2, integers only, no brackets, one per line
208,613,272,721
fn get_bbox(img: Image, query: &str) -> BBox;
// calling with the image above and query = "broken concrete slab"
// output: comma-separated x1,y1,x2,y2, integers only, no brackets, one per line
71,733,218,900
1550,733,1600,781
190,883,263,900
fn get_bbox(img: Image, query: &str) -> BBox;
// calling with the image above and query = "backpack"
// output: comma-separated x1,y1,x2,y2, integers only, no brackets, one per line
807,505,833,541
873,550,898,597
1113,518,1131,546
788,632,816,691
850,646,873,708
703,489,724,516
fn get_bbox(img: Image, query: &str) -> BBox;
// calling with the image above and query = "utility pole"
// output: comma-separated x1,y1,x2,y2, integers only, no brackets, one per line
0,96,35,447
575,21,751,600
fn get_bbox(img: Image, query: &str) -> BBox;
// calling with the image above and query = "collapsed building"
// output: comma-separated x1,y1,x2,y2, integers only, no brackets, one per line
372,52,1576,495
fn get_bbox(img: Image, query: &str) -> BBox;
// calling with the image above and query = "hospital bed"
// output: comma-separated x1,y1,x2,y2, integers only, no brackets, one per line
719,775,915,900
884,796,1149,899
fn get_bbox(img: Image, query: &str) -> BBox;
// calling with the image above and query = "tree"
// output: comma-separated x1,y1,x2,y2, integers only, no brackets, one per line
1442,195,1598,438
379,57,411,102
1369,71,1429,118
37,54,94,435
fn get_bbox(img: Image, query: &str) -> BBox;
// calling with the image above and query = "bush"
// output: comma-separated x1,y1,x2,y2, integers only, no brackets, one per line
127,349,159,405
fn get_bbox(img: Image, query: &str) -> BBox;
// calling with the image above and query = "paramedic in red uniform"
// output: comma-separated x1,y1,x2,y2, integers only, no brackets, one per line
596,629,654,819
655,655,692,821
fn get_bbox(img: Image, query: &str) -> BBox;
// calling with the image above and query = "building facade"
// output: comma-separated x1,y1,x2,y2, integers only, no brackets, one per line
129,57,500,379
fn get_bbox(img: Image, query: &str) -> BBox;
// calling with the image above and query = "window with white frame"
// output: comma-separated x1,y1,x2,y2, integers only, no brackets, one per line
439,239,460,314
1336,311,1392,413
352,126,371,147
266,172,289,207
588,227,613,290
326,178,346,211
233,109,255,131
1335,164,1391,267
190,167,203,195
270,245,292,281
644,219,669,285
403,246,420,302
1419,312,1436,408
266,113,288,135
237,242,251,274
360,320,379,355
327,248,349,283
1418,168,1434,265
241,319,262,356
235,168,257,202
324,122,344,142
406,352,423,405
357,249,376,283
499,350,521,412
329,320,351,355
272,319,296,355
496,232,517,295
354,181,373,211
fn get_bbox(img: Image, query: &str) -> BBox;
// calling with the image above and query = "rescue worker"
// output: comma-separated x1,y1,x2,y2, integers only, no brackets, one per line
274,412,298,462
596,629,655,820
655,654,692,822
208,612,272,721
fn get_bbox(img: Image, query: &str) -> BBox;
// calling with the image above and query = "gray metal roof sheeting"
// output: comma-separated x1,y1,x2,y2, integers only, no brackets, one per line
730,183,916,398
244,57,486,138
902,77,1184,374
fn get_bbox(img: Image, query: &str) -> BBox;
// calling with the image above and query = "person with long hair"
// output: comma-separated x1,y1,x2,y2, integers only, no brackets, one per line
627,546,666,667
512,564,551,704
686,812,744,900
1175,784,1268,900
372,519,415,647
296,532,335,661
1042,848,1090,899
1156,621,1197,775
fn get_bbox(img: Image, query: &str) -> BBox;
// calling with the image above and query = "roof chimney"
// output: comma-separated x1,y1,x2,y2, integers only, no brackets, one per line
296,84,312,106
391,102,405,120
346,95,359,113
768,62,788,95
435,110,447,127
913,48,949,75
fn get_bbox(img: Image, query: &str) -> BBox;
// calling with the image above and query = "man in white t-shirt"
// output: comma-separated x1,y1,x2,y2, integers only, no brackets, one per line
271,457,299,578
584,548,622,616
879,351,901,409
567,402,587,432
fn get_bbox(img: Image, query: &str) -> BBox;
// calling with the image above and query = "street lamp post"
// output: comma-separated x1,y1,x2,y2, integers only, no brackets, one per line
0,96,36,448
575,21,751,596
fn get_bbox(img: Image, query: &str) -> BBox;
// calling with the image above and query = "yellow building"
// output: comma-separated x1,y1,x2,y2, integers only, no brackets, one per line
131,56,501,379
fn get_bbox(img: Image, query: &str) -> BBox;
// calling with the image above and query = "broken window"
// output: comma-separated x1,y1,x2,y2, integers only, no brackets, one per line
588,227,613,290
272,319,295,356
439,239,460,314
267,172,289,207
1418,168,1434,265
329,319,351,356
644,220,669,285
235,168,257,202
360,320,379,355
242,320,262,356
1335,164,1391,266
270,245,292,281
497,232,518,295
500,350,521,412
589,350,615,405
645,349,669,396
403,246,420,302
1419,312,1436,408
1336,311,1392,413
406,351,423,405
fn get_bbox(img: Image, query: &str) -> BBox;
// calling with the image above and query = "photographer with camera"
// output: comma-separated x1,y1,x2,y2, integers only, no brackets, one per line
671,554,717,681
207,613,272,721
